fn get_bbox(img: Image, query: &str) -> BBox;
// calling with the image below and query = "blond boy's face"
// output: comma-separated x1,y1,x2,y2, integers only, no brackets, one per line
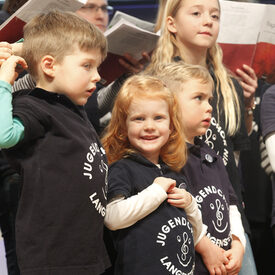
51,47,102,106
176,79,213,144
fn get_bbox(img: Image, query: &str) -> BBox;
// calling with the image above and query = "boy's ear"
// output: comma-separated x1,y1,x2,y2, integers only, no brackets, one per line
167,16,177,34
40,55,56,78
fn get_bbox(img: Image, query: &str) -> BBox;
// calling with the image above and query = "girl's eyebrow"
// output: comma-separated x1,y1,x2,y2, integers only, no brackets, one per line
189,4,220,12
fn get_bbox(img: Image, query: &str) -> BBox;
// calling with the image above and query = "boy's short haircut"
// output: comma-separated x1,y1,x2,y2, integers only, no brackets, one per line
22,10,107,80
151,62,214,94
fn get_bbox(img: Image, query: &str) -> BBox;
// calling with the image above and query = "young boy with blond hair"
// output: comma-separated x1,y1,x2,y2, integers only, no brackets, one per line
152,62,246,274
0,10,110,275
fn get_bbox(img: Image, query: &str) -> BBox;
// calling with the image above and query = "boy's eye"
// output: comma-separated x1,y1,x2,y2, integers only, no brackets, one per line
211,14,220,20
84,64,92,70
195,96,202,101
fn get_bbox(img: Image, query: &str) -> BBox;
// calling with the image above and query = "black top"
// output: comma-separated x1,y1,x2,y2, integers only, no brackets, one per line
261,85,275,140
3,88,110,275
261,84,275,227
183,138,238,274
0,150,16,181
200,72,251,234
108,154,195,275
240,79,273,224
173,57,250,234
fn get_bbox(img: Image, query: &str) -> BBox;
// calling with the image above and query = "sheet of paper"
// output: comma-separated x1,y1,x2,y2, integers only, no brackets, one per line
218,0,265,44
105,18,159,60
108,10,155,33
217,0,275,82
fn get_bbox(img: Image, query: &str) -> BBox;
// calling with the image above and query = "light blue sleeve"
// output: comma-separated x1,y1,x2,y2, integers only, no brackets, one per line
0,80,24,149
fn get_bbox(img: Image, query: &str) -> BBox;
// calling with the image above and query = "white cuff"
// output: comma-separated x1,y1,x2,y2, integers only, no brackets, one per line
265,133,275,172
229,205,246,250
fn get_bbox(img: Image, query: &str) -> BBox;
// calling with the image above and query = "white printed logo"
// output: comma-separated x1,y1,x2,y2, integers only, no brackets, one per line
195,185,230,247
210,199,228,233
156,217,195,274
203,117,229,166
82,142,108,217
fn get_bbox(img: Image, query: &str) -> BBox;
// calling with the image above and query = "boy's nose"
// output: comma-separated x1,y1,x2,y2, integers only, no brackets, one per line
203,13,213,26
207,102,213,113
91,69,101,83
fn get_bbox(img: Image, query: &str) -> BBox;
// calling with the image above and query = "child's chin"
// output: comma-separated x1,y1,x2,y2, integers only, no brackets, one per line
75,99,88,106
199,129,208,136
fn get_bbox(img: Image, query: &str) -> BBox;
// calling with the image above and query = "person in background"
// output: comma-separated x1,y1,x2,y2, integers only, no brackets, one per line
0,10,110,274
76,0,110,32
260,83,275,273
228,0,275,273
154,0,258,117
0,0,27,23
240,78,275,275
147,0,258,274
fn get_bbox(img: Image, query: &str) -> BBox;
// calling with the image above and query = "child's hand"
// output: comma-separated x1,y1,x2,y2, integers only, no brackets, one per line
0,55,28,85
196,235,228,275
224,238,244,275
153,177,176,193
167,187,192,209
11,42,23,56
235,64,257,107
0,42,13,66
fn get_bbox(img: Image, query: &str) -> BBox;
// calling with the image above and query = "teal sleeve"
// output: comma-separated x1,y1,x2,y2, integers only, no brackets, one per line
0,80,24,149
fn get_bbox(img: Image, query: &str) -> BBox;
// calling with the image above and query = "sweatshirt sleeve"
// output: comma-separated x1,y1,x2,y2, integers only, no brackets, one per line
104,183,167,230
0,80,24,148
